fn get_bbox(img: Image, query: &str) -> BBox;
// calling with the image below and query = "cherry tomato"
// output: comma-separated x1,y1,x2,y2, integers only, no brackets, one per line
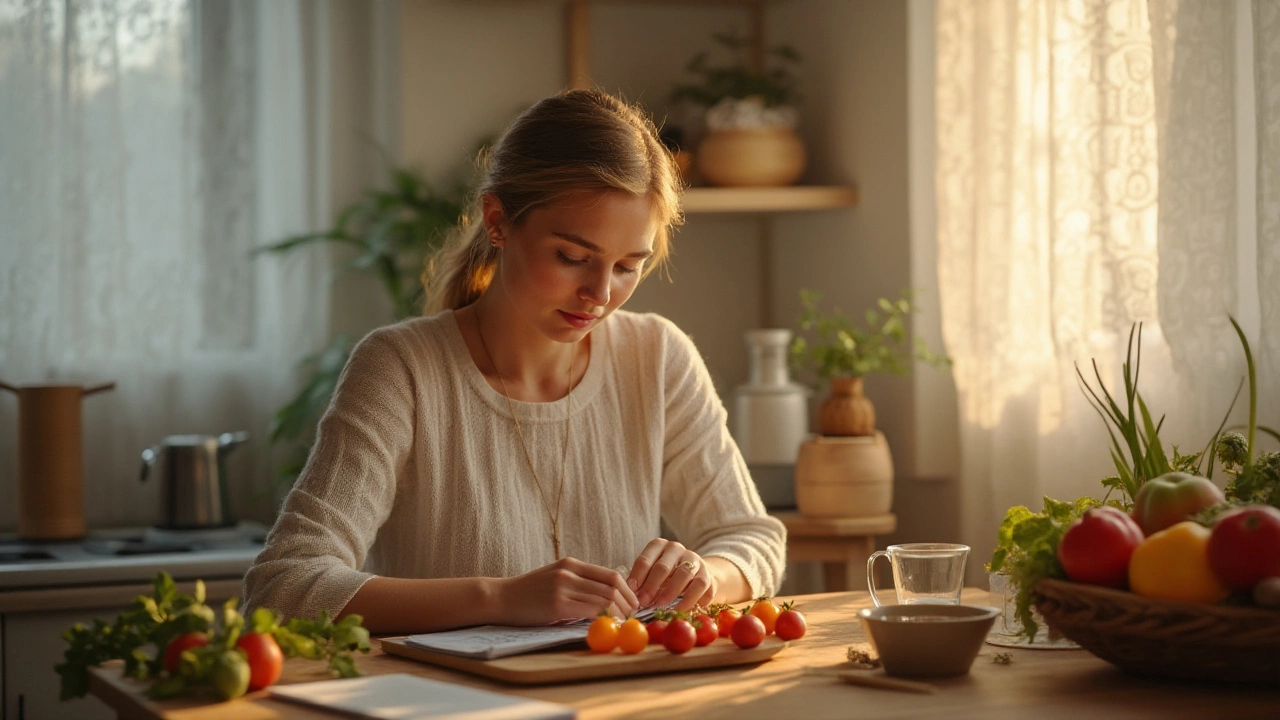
645,618,669,645
616,618,649,654
693,613,718,646
715,607,741,638
163,631,210,674
774,603,807,641
730,613,766,649
211,650,250,700
1057,506,1144,588
748,598,780,635
662,618,696,654
586,615,620,653
1207,504,1280,590
235,631,284,690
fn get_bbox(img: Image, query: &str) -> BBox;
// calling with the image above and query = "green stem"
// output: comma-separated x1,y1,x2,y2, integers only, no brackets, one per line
1228,317,1256,470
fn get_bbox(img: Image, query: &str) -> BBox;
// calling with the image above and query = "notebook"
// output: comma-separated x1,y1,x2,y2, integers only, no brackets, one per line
269,673,575,720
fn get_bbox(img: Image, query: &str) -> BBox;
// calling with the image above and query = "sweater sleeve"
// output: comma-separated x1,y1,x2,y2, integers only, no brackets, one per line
655,318,787,598
243,327,416,620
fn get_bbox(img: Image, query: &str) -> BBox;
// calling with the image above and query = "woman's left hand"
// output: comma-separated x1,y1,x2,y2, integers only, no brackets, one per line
626,539,716,612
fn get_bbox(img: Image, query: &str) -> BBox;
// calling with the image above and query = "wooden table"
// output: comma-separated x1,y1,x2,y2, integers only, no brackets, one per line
773,511,896,591
88,589,1280,720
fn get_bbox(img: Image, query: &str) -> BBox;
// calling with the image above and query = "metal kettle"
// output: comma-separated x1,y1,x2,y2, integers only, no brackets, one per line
140,432,248,529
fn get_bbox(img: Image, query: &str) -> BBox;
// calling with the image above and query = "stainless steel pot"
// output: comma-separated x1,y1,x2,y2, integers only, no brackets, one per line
140,432,248,529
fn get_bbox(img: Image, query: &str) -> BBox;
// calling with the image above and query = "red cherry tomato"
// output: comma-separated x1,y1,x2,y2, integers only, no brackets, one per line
163,631,210,674
693,613,718,646
774,607,807,641
730,613,766,649
1057,506,1144,588
662,618,697,654
715,607,741,638
235,632,284,691
646,618,668,645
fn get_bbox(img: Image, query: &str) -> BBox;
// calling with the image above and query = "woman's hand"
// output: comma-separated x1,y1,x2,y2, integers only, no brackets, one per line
626,539,716,612
495,557,639,626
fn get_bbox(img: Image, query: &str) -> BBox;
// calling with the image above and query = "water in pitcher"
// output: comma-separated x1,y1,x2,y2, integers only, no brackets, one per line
892,547,966,604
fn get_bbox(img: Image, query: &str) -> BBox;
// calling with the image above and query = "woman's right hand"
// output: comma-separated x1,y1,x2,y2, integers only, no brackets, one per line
495,557,640,625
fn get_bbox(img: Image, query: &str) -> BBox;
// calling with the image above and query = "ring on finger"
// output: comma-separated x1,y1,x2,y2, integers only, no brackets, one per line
680,560,697,573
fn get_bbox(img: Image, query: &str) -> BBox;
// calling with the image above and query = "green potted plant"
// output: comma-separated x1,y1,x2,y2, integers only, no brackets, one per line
786,289,950,518
668,32,806,187
253,161,469,494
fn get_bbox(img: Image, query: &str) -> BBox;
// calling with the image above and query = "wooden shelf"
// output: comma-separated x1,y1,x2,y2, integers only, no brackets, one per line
682,185,859,214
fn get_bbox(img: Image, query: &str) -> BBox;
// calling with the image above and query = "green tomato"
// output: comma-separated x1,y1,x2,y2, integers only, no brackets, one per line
1133,472,1224,536
211,650,250,701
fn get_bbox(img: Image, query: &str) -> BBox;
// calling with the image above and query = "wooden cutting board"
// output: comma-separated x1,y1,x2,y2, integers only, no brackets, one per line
379,635,788,685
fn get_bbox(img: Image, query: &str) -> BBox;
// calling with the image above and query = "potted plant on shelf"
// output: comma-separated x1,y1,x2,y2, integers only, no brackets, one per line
668,31,805,188
786,289,950,518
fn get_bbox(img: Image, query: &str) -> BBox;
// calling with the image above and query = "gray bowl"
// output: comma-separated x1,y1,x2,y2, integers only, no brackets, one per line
858,604,1000,678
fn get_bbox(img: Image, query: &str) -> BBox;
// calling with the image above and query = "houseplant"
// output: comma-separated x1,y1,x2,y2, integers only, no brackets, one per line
668,32,806,187
786,289,949,517
253,161,469,494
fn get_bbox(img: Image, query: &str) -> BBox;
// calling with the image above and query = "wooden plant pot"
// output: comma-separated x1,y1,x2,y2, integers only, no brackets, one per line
818,376,876,436
794,431,895,518
696,126,806,187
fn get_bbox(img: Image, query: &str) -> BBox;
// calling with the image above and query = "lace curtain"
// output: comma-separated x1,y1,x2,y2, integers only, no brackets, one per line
0,0,327,530
935,0,1279,576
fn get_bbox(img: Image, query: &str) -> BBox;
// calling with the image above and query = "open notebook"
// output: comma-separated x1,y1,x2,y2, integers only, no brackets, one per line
405,606,667,660
270,674,575,720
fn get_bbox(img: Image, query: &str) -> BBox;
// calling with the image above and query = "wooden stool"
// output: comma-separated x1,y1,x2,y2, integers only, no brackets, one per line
771,511,897,592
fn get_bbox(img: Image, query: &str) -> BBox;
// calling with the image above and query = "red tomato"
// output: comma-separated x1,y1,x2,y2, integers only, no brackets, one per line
163,631,210,674
748,598,780,635
662,618,696,654
586,615,620,653
1057,506,1145,588
235,632,284,691
715,607,741,638
1133,472,1225,536
1207,504,1280,590
645,618,668,645
730,613,766,649
693,613,718,646
774,607,807,641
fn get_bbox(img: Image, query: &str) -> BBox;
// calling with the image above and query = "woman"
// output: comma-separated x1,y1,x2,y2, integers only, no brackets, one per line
244,89,786,634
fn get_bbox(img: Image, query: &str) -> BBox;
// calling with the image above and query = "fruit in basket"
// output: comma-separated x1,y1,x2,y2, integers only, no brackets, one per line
1056,506,1144,587
1254,577,1280,608
1128,521,1230,603
1206,505,1280,590
1132,472,1225,536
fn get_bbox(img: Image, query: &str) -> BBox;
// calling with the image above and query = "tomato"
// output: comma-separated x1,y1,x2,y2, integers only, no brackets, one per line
1057,506,1144,588
715,607,740,638
163,631,210,674
693,613,718,646
235,631,284,691
1133,472,1225,536
774,603,807,641
662,618,696,654
1129,521,1229,604
730,613,766,649
586,615,620,653
1207,504,1280,590
616,618,649,655
645,618,668,645
211,650,250,700
748,598,780,635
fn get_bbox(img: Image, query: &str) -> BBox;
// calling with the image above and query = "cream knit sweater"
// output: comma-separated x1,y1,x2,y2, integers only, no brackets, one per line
243,309,786,621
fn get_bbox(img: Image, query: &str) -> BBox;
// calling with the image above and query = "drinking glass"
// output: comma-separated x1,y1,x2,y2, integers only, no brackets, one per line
866,543,970,606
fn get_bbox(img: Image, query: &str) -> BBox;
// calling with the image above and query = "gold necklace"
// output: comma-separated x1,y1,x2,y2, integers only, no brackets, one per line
474,307,574,561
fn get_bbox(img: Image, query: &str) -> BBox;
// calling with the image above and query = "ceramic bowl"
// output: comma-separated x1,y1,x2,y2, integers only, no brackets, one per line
858,604,1000,678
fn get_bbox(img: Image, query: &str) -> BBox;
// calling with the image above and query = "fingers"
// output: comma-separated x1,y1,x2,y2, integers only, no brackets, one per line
629,540,712,611
558,558,639,617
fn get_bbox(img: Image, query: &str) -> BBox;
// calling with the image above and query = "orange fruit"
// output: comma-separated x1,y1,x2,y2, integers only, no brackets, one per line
1128,521,1229,604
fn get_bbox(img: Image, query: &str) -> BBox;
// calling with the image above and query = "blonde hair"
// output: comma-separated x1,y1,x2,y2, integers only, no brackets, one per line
422,89,684,313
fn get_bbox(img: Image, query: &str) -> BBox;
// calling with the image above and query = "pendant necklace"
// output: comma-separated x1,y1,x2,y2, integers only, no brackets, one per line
475,306,574,561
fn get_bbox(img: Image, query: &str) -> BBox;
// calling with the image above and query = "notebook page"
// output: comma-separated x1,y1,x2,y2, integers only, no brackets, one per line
269,674,576,720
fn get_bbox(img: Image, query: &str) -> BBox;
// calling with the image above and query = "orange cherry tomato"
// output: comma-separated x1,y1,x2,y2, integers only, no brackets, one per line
616,618,649,654
748,597,780,635
586,615,620,653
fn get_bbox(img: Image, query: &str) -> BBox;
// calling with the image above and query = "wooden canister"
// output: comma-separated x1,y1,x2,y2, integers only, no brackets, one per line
0,381,114,540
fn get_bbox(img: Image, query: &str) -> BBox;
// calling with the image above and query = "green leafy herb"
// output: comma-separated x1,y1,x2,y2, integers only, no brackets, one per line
56,572,370,702
669,31,803,109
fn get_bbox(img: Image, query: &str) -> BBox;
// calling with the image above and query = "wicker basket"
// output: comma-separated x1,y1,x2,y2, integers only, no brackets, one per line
1034,578,1280,686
